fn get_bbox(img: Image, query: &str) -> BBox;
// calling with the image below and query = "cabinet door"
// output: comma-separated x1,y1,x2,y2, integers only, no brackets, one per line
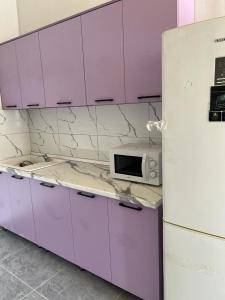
0,172,13,230
0,42,22,109
16,33,45,108
39,18,86,107
31,180,74,263
82,2,125,105
70,190,111,281
8,175,36,243
108,200,162,300
123,0,177,103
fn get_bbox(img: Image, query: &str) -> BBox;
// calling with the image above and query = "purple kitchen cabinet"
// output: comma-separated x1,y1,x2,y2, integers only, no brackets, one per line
15,33,45,108
39,18,86,107
8,175,36,243
123,0,177,103
70,190,111,281
177,0,195,26
0,172,13,231
108,199,162,300
0,42,22,109
30,180,74,263
81,2,125,105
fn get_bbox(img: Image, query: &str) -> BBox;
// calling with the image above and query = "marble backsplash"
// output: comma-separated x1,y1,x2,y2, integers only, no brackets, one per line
0,108,30,160
28,102,162,162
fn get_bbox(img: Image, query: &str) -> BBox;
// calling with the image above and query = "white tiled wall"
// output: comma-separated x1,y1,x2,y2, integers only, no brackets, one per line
0,109,30,160
28,102,162,161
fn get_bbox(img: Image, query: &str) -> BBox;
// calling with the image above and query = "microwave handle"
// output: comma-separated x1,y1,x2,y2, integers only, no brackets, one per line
141,154,147,178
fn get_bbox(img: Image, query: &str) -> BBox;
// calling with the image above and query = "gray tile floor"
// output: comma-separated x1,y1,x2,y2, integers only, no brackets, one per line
0,229,140,300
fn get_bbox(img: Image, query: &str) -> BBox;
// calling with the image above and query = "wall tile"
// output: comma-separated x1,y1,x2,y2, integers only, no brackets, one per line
57,107,97,135
98,136,151,161
0,110,29,135
59,134,98,160
28,108,58,133
0,133,30,160
30,132,60,155
148,102,162,140
27,102,162,162
96,103,150,138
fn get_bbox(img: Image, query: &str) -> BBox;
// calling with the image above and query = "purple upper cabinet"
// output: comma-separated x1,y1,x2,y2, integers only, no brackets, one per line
123,0,177,103
15,33,45,108
0,42,22,109
81,2,125,105
30,180,74,263
8,175,36,243
108,199,162,300
39,18,86,107
0,172,13,231
70,190,111,282
177,0,195,26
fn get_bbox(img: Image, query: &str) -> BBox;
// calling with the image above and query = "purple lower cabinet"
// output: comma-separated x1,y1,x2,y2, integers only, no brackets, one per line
30,180,74,263
70,190,111,282
0,172,13,231
108,199,163,300
8,175,36,243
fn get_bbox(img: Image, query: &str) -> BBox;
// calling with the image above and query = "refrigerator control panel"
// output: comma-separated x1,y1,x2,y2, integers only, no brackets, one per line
215,57,225,86
210,58,225,121
209,86,225,122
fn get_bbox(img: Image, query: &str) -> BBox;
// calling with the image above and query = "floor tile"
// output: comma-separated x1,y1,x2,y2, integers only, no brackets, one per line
22,291,47,300
0,229,30,261
117,291,141,300
0,266,31,300
37,263,120,300
1,244,64,289
0,231,140,300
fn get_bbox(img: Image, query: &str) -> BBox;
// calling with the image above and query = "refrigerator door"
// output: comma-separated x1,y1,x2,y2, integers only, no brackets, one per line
164,222,225,300
163,17,225,237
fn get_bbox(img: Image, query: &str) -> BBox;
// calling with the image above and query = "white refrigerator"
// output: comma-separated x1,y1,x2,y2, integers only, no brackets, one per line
163,16,225,300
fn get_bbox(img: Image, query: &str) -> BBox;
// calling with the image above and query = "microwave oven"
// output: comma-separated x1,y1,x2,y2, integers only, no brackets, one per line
109,143,162,186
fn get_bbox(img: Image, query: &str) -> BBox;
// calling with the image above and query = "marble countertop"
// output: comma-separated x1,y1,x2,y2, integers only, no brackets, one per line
0,156,162,209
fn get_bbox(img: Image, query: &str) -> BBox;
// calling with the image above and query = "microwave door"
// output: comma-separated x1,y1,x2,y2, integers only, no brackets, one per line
114,155,143,178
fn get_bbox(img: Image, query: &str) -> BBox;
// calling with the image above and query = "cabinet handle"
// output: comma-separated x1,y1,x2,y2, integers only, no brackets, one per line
6,105,17,108
119,202,142,211
27,104,39,107
57,101,72,105
95,99,114,103
137,95,161,100
40,182,55,188
77,191,95,198
11,175,24,180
